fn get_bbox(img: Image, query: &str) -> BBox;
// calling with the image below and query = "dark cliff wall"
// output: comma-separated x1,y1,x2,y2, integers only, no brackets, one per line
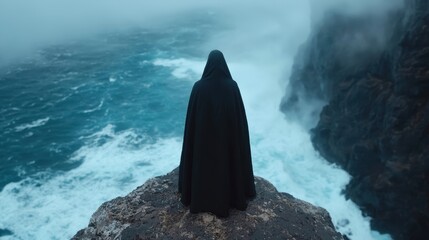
281,0,429,239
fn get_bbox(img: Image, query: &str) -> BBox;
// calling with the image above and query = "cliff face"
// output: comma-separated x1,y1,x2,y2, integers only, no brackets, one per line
73,168,343,240
281,0,429,239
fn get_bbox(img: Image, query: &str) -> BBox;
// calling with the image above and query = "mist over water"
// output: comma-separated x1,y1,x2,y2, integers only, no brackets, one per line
0,1,398,239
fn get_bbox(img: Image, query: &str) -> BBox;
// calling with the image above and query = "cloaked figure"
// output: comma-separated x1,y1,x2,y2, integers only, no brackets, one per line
178,50,256,217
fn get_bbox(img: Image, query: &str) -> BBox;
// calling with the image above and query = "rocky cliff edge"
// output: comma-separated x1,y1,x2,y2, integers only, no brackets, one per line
72,168,343,240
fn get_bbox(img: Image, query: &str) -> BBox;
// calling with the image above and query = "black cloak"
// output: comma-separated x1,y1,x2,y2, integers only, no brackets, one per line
178,50,256,217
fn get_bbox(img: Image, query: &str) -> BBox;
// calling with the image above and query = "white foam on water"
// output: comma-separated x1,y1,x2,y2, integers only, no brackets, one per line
1,2,395,237
240,61,390,240
109,76,117,82
152,58,204,80
14,117,50,132
156,56,391,240
1,57,391,240
70,83,87,91
82,99,104,114
0,124,181,239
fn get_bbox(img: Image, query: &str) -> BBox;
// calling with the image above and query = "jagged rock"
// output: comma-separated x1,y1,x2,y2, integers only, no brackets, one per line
73,168,343,240
281,0,429,239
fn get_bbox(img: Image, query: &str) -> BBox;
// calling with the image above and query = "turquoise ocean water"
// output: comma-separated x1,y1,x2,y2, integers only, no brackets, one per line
0,17,391,240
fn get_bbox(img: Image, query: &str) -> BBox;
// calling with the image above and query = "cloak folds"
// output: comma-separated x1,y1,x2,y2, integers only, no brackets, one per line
178,50,256,217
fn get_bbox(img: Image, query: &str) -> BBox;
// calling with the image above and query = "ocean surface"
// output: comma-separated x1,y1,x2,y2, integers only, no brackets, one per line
0,16,391,240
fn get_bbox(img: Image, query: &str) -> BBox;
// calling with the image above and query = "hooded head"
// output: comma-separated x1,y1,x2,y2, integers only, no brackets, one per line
201,50,233,80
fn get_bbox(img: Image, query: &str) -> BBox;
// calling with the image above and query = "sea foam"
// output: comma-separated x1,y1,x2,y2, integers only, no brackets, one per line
0,55,392,240
154,57,392,240
14,117,50,132
152,58,204,80
0,125,181,239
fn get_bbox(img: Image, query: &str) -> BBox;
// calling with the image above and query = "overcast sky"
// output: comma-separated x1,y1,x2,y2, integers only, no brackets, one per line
0,0,403,65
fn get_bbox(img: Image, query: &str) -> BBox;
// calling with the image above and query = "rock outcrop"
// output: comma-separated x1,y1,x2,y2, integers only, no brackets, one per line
281,0,429,239
73,168,343,240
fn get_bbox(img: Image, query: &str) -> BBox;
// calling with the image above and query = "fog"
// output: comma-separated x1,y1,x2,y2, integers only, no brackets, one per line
310,0,403,23
277,0,405,130
0,0,403,66
0,0,404,239
0,0,301,65
0,0,193,64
